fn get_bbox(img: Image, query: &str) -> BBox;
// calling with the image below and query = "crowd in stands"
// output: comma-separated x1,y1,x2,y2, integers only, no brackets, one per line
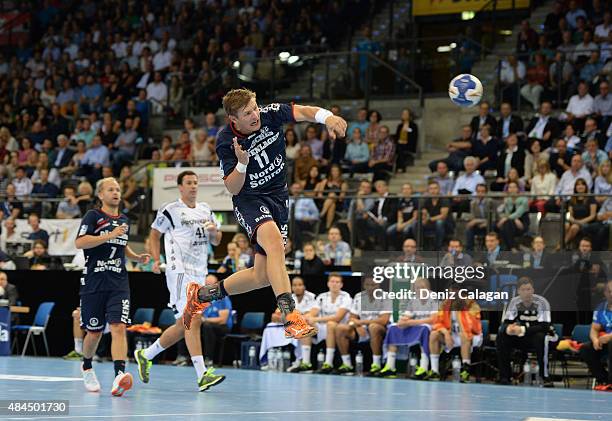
498,0,612,113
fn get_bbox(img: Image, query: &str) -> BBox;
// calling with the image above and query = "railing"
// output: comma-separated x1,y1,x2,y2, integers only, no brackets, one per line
186,50,424,116
287,192,612,251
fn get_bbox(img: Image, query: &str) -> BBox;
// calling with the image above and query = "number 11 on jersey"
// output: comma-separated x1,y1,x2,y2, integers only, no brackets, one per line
253,150,270,168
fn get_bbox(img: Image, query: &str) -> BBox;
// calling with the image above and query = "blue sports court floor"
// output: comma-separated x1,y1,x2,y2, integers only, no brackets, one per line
0,357,610,421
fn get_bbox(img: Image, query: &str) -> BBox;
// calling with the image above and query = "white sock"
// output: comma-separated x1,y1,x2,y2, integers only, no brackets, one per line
74,338,83,354
462,359,470,366
372,355,381,367
143,339,166,360
386,352,397,370
301,345,311,364
430,354,440,373
420,353,429,370
191,355,206,379
341,354,352,367
325,348,335,366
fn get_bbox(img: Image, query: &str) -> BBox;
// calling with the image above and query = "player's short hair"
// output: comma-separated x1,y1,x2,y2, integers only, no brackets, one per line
486,232,499,240
222,88,256,116
177,170,197,185
95,177,119,195
328,272,343,282
517,277,534,288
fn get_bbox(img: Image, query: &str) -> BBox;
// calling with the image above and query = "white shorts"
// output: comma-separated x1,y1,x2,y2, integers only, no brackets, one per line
166,272,205,320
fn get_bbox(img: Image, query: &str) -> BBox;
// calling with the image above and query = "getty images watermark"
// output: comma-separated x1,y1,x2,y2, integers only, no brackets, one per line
370,262,509,302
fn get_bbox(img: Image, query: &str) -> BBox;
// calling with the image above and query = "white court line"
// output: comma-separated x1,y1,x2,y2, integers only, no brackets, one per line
2,409,610,420
524,418,590,421
0,374,82,382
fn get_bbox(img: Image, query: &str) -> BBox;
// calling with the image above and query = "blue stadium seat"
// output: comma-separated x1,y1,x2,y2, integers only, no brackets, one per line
133,308,155,325
157,309,176,330
12,302,55,357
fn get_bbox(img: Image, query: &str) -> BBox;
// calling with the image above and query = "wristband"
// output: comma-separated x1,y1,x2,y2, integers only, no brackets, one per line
315,108,333,124
236,162,247,173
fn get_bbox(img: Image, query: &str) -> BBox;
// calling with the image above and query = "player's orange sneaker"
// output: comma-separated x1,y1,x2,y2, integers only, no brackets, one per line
284,310,317,339
182,282,209,330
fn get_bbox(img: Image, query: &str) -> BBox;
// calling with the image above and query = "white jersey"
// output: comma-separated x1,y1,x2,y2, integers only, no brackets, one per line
313,291,352,323
151,198,220,277
293,291,316,314
350,291,392,321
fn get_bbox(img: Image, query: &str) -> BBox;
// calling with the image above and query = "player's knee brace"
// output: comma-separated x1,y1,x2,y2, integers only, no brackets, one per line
197,281,228,303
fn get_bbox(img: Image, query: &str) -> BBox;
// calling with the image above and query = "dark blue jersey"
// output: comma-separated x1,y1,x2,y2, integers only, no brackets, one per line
216,103,295,197
77,209,130,294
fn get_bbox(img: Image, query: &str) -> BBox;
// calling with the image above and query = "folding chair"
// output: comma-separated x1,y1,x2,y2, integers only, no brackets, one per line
12,302,55,357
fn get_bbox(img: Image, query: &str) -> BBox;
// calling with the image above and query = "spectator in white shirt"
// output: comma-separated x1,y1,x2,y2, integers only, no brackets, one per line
566,81,594,131
573,30,598,63
498,54,525,107
322,227,352,266
110,33,127,59
11,166,33,197
152,42,173,71
452,156,485,216
595,11,612,42
146,72,168,114
545,154,593,213
566,0,587,30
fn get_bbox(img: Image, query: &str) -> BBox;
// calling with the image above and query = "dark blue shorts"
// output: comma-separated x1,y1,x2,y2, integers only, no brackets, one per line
80,290,131,331
233,193,288,255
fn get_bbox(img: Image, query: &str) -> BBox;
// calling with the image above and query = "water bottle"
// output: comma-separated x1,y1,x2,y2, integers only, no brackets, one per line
269,348,277,371
523,252,531,268
409,354,418,378
249,345,257,369
534,362,541,387
355,351,364,376
317,349,325,370
282,350,291,372
523,360,531,386
452,356,461,382
293,257,301,271
273,348,281,371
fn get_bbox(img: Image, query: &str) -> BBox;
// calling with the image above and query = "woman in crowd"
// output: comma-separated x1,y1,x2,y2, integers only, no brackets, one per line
18,137,36,165
523,139,550,183
529,158,557,214
293,145,318,184
497,180,529,251
285,128,300,161
503,167,526,192
301,165,320,194
594,160,612,204
343,127,370,176
563,178,597,248
314,164,348,231
395,108,418,172
298,242,325,276
365,110,382,148
563,123,582,152
190,129,216,164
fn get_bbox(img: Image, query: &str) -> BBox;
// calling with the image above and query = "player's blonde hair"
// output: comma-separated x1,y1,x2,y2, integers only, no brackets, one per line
222,88,256,116
95,177,120,195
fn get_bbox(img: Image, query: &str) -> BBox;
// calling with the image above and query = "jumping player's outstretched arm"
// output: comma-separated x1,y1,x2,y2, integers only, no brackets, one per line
292,105,347,140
